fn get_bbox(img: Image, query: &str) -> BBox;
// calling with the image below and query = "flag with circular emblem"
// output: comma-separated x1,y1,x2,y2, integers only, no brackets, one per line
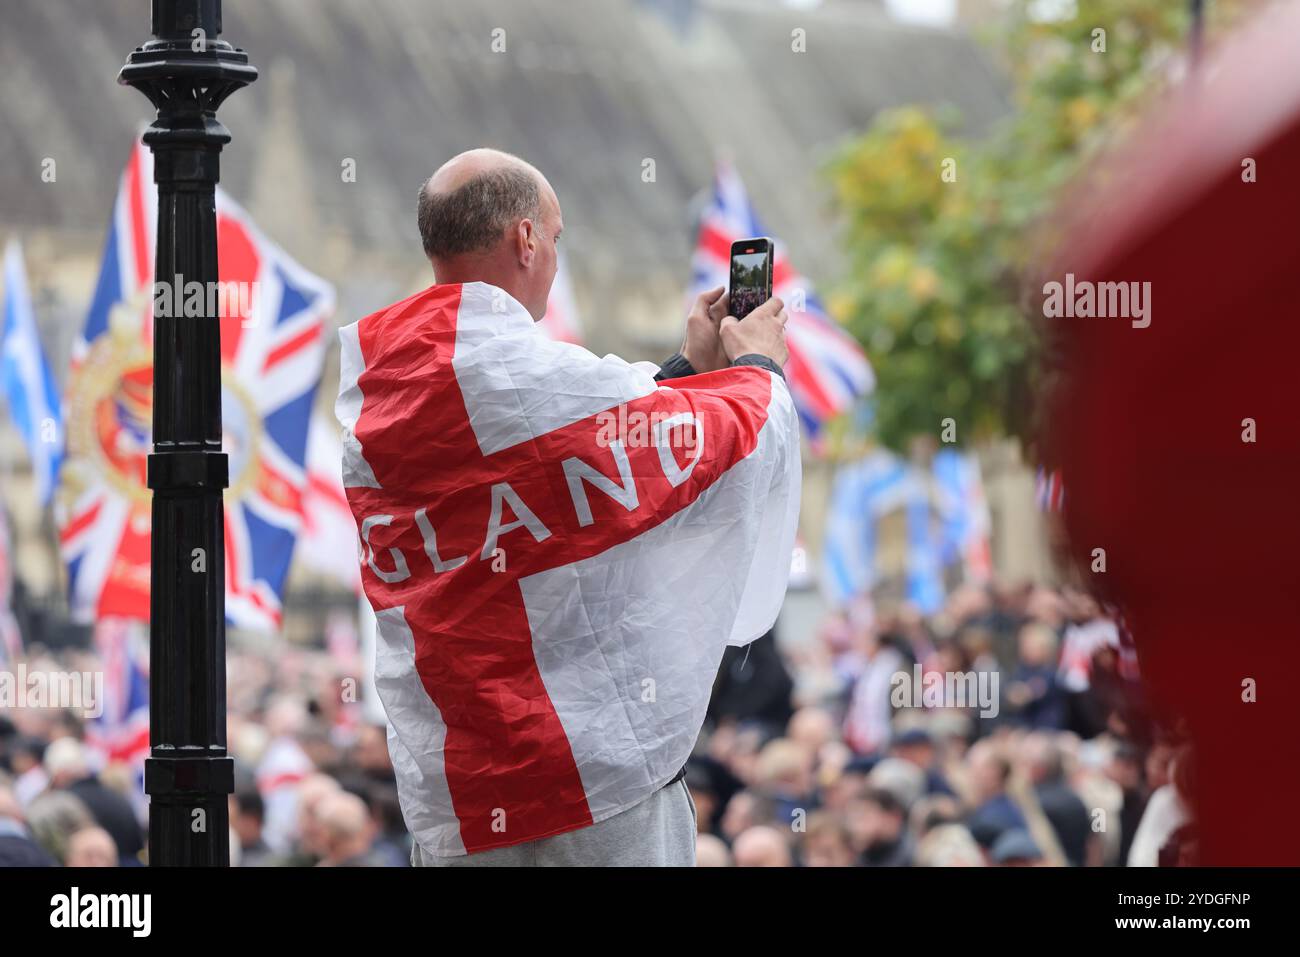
57,140,333,632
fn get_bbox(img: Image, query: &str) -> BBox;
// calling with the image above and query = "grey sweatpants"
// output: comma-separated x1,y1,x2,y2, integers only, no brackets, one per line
410,778,697,867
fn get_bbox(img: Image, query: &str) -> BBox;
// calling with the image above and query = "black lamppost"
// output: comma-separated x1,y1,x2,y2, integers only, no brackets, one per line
118,0,256,866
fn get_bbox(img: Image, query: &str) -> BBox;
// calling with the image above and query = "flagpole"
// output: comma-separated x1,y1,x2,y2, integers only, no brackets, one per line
118,0,257,867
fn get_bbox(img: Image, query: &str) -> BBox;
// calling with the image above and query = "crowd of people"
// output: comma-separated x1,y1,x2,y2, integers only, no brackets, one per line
696,582,1195,867
0,580,1195,867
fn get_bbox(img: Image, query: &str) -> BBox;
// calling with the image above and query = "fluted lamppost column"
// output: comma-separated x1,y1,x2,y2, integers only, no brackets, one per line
118,0,257,866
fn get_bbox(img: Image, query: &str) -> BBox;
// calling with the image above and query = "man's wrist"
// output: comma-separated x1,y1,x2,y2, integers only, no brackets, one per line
730,353,785,379
654,352,697,381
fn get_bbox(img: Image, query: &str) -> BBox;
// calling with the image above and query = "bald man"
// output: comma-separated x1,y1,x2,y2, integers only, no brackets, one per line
340,148,797,867
732,826,794,867
413,148,788,373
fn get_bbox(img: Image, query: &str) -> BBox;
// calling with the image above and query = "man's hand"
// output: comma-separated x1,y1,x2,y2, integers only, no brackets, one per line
720,296,789,368
679,285,731,374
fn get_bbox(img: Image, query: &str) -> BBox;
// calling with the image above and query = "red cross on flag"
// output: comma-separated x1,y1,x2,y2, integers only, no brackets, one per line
337,281,801,856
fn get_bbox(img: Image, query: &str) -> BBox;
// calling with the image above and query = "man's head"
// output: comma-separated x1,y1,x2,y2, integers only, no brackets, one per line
732,826,793,867
416,148,562,321
967,738,1012,803
846,787,906,853
65,827,118,867
43,737,89,789
316,790,375,866
1019,732,1064,786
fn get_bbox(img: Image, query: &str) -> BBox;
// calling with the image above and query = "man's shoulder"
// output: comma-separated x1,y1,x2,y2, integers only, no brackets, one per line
351,282,460,332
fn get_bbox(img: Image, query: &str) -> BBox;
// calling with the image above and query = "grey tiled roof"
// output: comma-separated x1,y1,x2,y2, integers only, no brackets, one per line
0,0,1007,349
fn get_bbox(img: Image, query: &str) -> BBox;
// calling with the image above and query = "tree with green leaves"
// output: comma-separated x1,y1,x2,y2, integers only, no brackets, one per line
824,0,1254,453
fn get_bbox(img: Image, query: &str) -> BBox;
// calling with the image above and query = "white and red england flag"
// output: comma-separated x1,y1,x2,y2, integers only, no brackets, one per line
337,281,800,856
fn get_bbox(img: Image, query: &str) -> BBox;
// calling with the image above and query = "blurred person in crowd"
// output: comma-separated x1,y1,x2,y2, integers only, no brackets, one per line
719,790,773,846
364,782,411,867
352,722,396,779
230,716,270,773
296,722,341,775
868,756,926,811
49,708,86,743
817,605,866,689
256,695,315,853
1057,592,1120,737
915,823,985,867
817,758,871,815
1129,746,1193,867
962,738,1027,850
714,721,769,787
231,786,274,867
940,584,995,635
25,790,94,864
7,735,48,807
926,711,975,810
273,772,342,866
316,790,384,867
685,763,719,835
846,786,914,867
842,627,908,755
44,737,143,864
685,754,742,834
1020,733,1094,866
752,737,816,826
1079,641,1135,740
1145,736,1176,793
957,625,999,681
707,629,795,736
909,793,964,837
800,811,856,867
0,783,55,866
1060,734,1124,865
889,726,954,796
732,825,793,867
695,833,732,867
991,828,1044,867
1107,743,1148,865
815,738,854,790
1024,585,1066,630
787,706,836,761
1006,623,1067,730
65,826,118,867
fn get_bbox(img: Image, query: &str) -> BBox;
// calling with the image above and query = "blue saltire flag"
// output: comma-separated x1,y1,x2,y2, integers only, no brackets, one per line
1,240,63,505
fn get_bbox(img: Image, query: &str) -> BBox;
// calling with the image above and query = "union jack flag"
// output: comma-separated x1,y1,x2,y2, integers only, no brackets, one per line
689,162,874,441
56,141,333,631
85,617,150,767
1035,466,1066,513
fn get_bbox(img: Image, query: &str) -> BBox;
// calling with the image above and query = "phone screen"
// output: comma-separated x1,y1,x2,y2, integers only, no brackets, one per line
729,241,772,320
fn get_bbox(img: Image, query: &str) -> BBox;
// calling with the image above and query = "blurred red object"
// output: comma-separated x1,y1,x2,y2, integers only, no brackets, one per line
1044,2,1300,865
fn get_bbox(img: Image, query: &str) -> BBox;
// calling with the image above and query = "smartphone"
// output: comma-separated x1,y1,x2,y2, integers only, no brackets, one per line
728,237,774,320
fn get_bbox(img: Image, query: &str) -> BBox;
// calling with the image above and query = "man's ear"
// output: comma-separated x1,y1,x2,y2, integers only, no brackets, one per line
515,219,536,267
